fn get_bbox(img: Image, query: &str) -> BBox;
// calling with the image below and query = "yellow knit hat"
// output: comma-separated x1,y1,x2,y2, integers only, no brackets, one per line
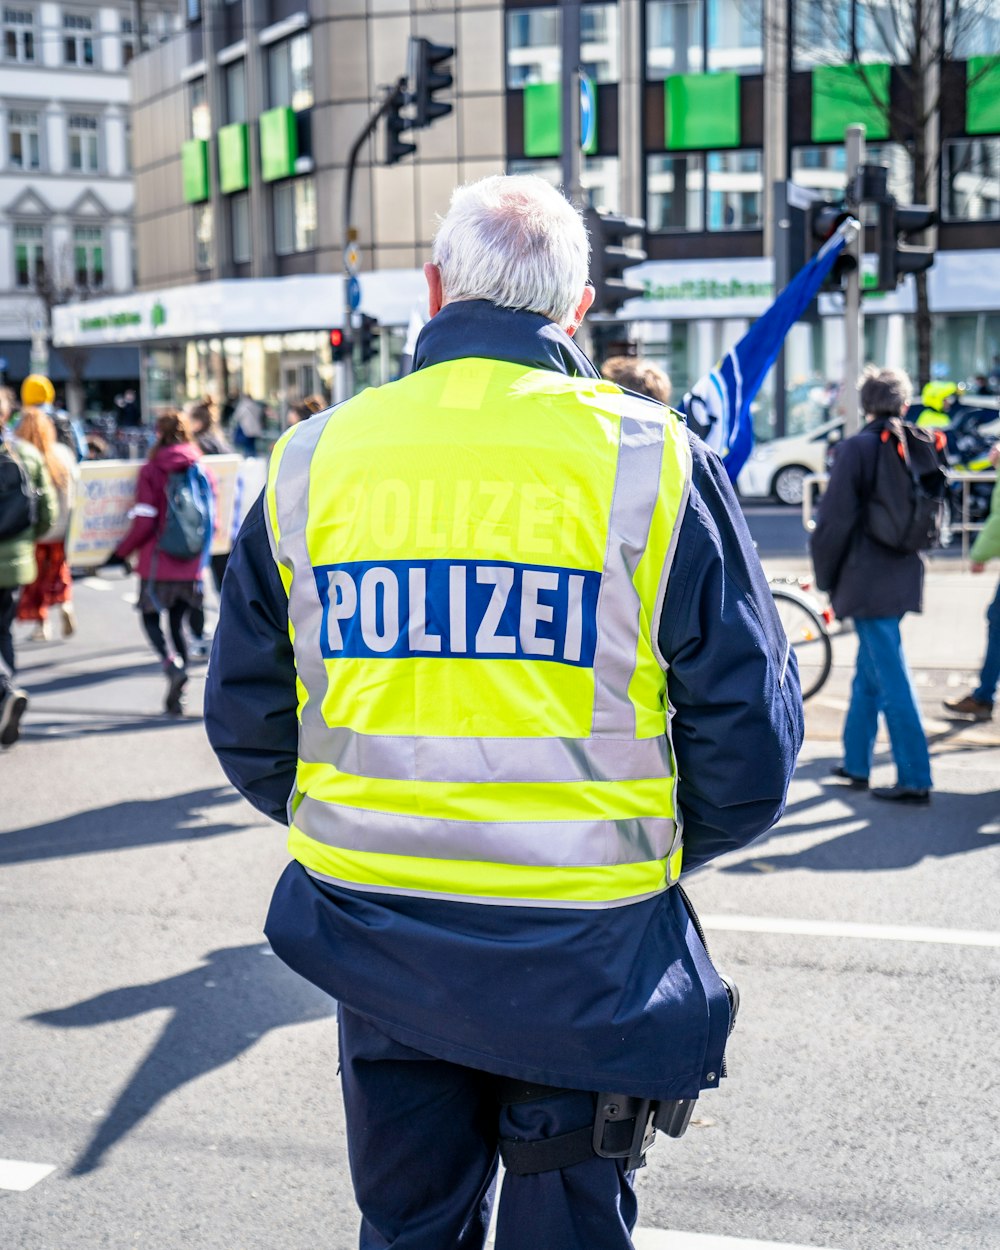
21,374,55,407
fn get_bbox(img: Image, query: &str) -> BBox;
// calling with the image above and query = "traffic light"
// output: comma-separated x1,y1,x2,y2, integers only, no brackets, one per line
384,83,416,165
808,200,857,290
329,328,346,363
358,314,379,364
877,198,936,291
584,208,647,317
409,36,454,128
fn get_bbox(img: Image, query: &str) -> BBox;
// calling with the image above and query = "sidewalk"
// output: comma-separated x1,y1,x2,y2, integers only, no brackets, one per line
761,559,1000,750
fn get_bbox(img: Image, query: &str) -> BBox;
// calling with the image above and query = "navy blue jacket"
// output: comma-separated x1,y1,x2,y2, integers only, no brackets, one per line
205,303,803,1100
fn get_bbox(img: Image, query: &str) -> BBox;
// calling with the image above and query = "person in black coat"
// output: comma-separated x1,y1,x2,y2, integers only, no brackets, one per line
811,366,933,803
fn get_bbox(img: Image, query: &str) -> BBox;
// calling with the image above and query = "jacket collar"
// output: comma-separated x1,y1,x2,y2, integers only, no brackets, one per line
412,300,601,380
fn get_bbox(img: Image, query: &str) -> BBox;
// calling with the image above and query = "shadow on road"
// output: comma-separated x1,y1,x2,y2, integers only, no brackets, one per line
723,752,1000,874
30,943,333,1174
0,788,245,865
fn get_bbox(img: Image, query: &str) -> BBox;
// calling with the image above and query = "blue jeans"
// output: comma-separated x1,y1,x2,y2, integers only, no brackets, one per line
973,579,1000,704
843,616,932,790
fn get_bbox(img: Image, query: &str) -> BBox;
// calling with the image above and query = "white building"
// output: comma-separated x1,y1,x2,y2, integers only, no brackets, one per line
0,0,180,410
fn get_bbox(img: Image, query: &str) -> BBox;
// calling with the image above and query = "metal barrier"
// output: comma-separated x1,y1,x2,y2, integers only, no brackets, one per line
801,470,997,559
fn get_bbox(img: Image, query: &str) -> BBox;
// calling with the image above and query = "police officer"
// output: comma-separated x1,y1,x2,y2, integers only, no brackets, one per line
205,175,803,1249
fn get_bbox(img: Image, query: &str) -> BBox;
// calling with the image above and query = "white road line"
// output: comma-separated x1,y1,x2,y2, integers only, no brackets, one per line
79,578,111,591
634,1232,840,1250
0,1159,57,1191
702,914,1000,948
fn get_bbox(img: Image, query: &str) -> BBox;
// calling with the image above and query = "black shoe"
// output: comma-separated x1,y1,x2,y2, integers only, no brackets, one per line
870,785,931,805
164,661,188,715
0,687,28,748
829,765,868,790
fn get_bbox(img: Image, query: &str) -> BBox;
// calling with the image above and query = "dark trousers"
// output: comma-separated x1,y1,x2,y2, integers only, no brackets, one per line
141,604,189,666
337,1005,638,1250
0,586,21,693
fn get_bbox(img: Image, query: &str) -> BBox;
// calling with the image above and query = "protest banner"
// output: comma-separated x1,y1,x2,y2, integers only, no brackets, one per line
66,454,245,568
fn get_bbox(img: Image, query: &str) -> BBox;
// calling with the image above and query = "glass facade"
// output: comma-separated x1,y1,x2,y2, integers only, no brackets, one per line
269,32,313,111
507,156,621,211
225,59,247,125
791,143,913,206
792,0,902,70
506,4,618,87
274,176,317,255
943,138,1000,221
646,0,762,77
648,151,761,231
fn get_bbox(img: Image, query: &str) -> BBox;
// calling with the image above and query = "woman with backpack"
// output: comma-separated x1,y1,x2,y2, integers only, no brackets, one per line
14,408,79,641
111,410,214,716
0,389,57,747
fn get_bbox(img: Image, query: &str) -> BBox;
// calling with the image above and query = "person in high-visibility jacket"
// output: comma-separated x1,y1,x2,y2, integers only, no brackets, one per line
205,175,803,1249
915,380,958,428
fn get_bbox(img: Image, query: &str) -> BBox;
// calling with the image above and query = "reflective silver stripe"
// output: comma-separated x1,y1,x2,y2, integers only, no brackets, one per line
303,866,668,910
591,414,666,736
298,724,671,783
294,794,677,866
651,425,692,671
269,413,339,752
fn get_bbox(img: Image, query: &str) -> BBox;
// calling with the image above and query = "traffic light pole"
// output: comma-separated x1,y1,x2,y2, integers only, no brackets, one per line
340,76,408,400
560,0,583,207
843,124,865,434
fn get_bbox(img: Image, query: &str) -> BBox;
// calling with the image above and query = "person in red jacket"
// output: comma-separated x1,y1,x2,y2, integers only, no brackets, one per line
112,410,206,715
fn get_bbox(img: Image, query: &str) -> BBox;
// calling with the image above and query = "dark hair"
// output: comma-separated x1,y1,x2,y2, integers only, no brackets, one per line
858,365,912,417
601,356,672,405
150,409,193,457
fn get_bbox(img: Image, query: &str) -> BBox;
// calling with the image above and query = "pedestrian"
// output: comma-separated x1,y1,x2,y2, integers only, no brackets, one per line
0,393,57,748
601,356,672,405
811,365,934,803
943,443,1000,722
13,407,79,641
109,410,210,715
186,401,232,656
231,392,264,456
205,173,803,1249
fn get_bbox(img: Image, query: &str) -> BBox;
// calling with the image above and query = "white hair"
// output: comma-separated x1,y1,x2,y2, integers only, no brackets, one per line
431,175,590,328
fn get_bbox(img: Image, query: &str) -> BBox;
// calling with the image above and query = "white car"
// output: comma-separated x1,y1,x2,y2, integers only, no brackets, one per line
738,419,844,505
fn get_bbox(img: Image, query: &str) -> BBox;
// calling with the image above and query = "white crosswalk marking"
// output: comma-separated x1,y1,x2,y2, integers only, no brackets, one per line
633,1233,840,1250
0,1160,57,1191
701,913,1000,948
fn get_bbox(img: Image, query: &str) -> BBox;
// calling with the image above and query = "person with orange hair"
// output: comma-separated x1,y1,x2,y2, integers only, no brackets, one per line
14,408,79,641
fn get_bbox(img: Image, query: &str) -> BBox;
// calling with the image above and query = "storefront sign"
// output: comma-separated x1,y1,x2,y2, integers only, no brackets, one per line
66,455,244,568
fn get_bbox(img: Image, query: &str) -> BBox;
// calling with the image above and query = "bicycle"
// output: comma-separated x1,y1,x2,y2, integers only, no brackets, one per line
768,576,833,701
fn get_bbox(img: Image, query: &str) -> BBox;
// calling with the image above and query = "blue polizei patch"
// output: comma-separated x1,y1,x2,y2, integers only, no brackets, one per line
314,559,600,666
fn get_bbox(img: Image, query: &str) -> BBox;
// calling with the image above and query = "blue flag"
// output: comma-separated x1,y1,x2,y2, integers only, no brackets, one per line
681,224,853,482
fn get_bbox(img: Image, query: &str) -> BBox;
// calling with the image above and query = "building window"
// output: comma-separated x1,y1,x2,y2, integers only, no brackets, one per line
268,31,313,111
63,11,95,66
791,142,912,207
706,149,762,229
943,138,1000,222
953,6,1000,57
190,77,211,140
68,114,100,172
3,6,34,62
506,5,618,88
14,222,45,287
646,0,762,77
73,225,104,288
8,108,41,170
274,176,316,255
225,58,247,124
195,204,213,270
508,157,621,211
647,153,704,230
791,0,902,71
120,17,149,64
231,191,251,263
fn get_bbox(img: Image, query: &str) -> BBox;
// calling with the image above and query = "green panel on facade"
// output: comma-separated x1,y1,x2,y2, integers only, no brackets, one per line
967,55,1000,135
181,138,209,204
260,107,298,182
523,80,599,158
811,63,890,143
664,73,740,150
218,123,249,194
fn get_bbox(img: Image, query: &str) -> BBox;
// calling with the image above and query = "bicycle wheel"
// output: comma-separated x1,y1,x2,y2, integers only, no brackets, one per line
770,589,833,701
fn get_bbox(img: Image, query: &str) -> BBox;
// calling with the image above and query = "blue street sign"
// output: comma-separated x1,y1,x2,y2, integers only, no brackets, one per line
580,77,597,152
347,275,361,312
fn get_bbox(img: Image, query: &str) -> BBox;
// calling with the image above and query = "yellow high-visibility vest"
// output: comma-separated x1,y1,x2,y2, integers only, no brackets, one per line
264,357,692,908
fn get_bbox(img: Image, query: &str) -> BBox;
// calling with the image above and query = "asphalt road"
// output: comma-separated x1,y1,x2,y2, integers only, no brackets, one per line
2,532,999,1250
